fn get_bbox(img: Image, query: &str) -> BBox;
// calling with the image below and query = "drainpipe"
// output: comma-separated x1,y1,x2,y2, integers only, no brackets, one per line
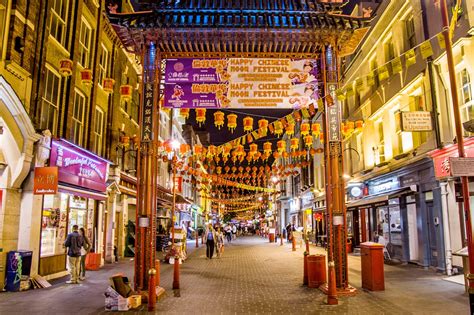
440,181,453,275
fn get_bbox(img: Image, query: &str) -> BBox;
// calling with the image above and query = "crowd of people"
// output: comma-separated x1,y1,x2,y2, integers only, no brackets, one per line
204,223,247,259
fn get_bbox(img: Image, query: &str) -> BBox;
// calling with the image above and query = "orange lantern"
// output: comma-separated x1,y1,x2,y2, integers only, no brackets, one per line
207,145,217,157
300,122,310,136
355,120,364,131
274,121,284,137
263,142,272,155
311,123,321,135
214,111,225,129
319,133,325,144
277,140,286,153
80,69,93,85
120,85,133,101
222,146,231,158
258,118,268,132
180,143,190,155
243,116,254,132
227,113,238,133
249,143,258,155
236,145,245,157
196,108,206,126
59,59,73,76
290,138,299,151
347,121,355,133
304,135,313,148
102,78,115,93
194,144,203,156
285,123,295,136
180,108,190,120
164,140,173,153
217,166,222,174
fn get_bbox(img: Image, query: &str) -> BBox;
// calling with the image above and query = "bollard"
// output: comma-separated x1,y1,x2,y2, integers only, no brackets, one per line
195,231,199,248
327,261,338,305
173,256,180,290
155,259,160,287
305,238,310,254
147,268,157,311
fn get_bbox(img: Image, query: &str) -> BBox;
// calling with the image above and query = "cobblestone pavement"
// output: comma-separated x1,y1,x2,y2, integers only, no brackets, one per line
0,236,468,314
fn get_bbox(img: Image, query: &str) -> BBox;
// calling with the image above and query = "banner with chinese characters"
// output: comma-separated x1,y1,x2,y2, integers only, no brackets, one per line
401,111,433,132
164,58,320,108
33,167,58,194
141,82,154,142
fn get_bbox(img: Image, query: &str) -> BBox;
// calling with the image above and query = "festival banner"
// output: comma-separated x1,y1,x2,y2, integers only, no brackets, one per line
164,58,320,109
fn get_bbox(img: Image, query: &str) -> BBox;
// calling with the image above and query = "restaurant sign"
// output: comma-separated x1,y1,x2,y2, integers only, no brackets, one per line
401,111,433,132
50,139,110,192
431,139,474,179
164,58,320,108
33,167,58,195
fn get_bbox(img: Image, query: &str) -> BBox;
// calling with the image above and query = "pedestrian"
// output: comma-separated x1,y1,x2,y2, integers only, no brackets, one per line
64,225,84,284
215,227,225,258
204,225,216,259
225,225,232,243
232,224,237,240
79,227,91,280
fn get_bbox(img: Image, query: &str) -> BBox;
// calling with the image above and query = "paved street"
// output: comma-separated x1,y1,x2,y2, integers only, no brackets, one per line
0,236,468,314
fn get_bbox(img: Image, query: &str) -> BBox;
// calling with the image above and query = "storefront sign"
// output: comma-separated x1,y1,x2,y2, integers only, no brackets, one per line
164,58,320,108
33,167,58,194
301,192,314,209
368,177,400,195
348,185,363,198
141,82,154,142
173,176,183,193
401,111,433,131
450,157,474,177
327,83,341,142
430,139,474,179
50,139,109,192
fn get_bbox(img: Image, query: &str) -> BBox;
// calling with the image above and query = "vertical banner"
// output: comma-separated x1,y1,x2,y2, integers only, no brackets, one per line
141,82,154,142
327,83,341,142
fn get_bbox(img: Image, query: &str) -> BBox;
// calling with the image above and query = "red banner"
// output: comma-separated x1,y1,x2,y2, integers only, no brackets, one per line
33,167,58,194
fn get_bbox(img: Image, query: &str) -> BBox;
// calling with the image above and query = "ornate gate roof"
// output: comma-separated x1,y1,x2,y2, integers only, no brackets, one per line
108,0,370,58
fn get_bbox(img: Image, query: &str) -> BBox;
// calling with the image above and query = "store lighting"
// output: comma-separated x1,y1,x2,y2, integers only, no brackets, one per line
343,174,352,180
171,139,180,150
258,196,263,201
271,176,278,183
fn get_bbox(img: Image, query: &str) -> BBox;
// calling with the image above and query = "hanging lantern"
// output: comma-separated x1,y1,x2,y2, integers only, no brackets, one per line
180,143,190,155
180,108,190,120
243,116,254,132
214,111,225,129
249,143,258,156
312,123,321,136
235,145,245,157
80,69,93,85
290,138,299,151
227,113,238,133
120,85,133,101
300,122,310,136
304,135,313,148
254,151,262,162
277,140,286,153
207,145,217,158
196,108,206,126
164,140,173,153
222,146,231,158
263,142,272,155
273,151,280,159
102,78,115,93
319,133,325,144
216,166,222,174
355,120,364,132
274,121,284,137
59,59,73,76
258,118,269,134
285,123,295,136
347,121,355,133
194,144,203,156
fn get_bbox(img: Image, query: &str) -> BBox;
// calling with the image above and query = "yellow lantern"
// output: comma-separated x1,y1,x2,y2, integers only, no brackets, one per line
290,138,299,151
236,145,245,157
277,140,286,153
227,113,237,133
194,144,203,156
196,108,206,126
207,145,217,158
180,143,190,155
347,121,355,133
355,120,364,132
222,146,231,158
312,123,321,136
217,166,222,174
274,121,283,137
285,123,295,136
263,142,272,155
243,116,254,132
180,108,190,120
258,119,268,134
300,122,310,136
304,135,313,148
319,133,324,144
249,143,258,156
214,111,225,129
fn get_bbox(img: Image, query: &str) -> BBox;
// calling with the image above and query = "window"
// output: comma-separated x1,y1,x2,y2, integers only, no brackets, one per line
374,120,385,164
50,0,69,46
40,67,62,133
458,69,473,124
394,111,403,155
409,94,429,146
370,57,380,90
0,2,7,57
93,107,105,155
98,44,109,87
71,90,86,146
356,133,364,172
405,16,416,49
78,18,92,68
384,37,395,63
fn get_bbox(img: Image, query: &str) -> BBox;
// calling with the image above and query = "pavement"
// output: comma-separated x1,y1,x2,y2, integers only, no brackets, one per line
0,236,468,314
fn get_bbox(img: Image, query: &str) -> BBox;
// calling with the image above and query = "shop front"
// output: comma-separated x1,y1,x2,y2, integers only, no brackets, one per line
39,139,110,278
313,195,326,246
301,191,314,236
346,158,443,269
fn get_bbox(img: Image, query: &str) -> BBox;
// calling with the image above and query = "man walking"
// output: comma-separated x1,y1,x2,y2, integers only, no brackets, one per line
64,225,84,284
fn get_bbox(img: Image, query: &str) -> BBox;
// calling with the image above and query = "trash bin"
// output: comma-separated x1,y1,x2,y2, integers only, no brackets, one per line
5,250,33,292
86,252,102,270
269,233,275,243
307,254,326,288
360,242,384,291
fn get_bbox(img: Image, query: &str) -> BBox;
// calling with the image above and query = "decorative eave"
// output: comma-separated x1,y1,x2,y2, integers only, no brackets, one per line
108,9,370,58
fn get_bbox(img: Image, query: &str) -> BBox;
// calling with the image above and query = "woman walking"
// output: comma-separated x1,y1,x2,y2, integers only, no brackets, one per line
79,227,91,280
204,225,216,259
215,227,225,258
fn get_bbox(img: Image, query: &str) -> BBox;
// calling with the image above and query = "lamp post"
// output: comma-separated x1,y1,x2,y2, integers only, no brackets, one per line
168,139,181,290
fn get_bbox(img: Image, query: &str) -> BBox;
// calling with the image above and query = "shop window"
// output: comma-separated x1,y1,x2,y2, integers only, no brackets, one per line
49,0,69,46
384,36,395,63
71,90,86,146
78,17,93,68
93,107,104,155
41,194,68,257
98,44,109,88
40,66,62,134
405,15,416,50
458,69,473,125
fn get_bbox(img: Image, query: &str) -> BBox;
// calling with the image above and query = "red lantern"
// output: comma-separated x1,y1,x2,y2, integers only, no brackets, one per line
285,123,295,136
180,144,190,155
196,108,206,126
180,108,190,120
258,119,268,135
120,85,133,101
290,138,299,151
59,59,73,76
243,116,254,132
300,122,310,136
277,140,286,153
263,142,272,155
227,113,237,133
249,143,258,155
304,135,313,148
214,111,225,129
80,69,93,85
102,78,115,93
194,144,203,156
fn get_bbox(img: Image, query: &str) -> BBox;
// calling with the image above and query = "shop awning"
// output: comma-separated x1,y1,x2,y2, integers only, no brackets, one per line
346,186,417,210
58,184,108,201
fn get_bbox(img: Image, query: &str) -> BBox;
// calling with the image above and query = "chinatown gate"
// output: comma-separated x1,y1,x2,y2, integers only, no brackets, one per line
108,0,370,307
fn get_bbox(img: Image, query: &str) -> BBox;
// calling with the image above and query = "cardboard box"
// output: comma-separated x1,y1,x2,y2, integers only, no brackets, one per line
128,295,142,309
104,286,130,311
